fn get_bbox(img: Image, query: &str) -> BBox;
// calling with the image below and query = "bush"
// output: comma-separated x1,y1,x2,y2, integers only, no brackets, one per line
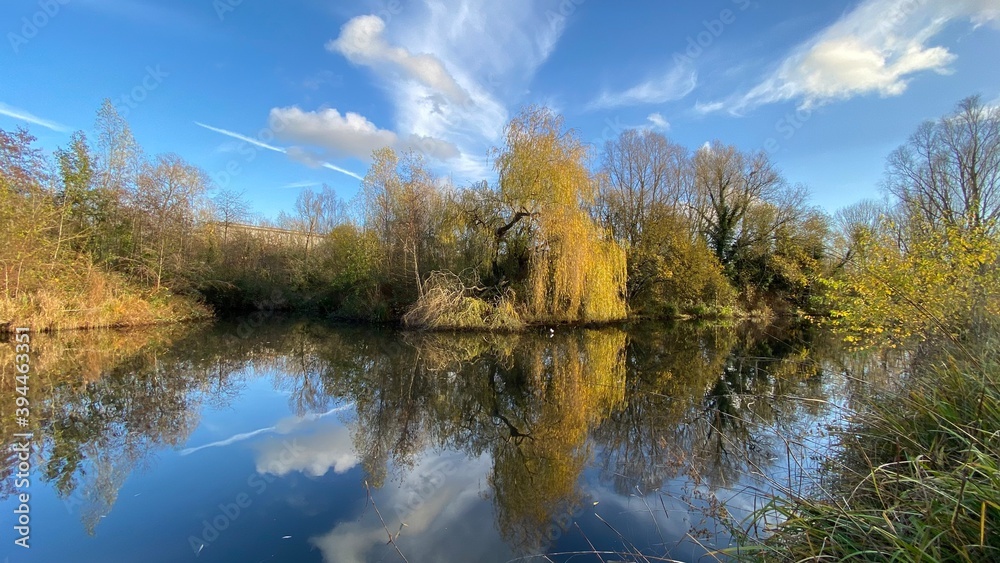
402,271,524,331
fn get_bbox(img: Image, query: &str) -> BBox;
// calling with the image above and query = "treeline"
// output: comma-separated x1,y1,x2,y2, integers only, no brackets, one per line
2,95,995,333
0,100,826,330
0,101,213,331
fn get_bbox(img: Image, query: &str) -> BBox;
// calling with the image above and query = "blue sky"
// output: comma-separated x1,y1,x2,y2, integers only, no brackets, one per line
2,0,999,219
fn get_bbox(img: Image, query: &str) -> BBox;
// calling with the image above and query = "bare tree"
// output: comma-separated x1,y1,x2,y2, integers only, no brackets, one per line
134,154,209,288
360,148,440,297
212,188,251,244
279,184,347,255
598,129,690,248
885,95,1000,235
691,142,804,268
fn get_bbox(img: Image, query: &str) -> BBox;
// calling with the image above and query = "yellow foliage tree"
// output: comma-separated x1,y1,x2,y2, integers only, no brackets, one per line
493,107,628,323
825,223,1000,347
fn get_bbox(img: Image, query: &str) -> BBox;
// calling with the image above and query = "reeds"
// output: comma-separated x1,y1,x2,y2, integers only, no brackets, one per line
737,329,1000,561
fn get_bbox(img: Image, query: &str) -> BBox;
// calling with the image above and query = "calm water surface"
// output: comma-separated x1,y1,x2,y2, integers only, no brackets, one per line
0,318,849,562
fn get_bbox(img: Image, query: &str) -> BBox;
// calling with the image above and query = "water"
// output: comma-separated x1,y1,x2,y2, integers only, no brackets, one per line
0,318,847,562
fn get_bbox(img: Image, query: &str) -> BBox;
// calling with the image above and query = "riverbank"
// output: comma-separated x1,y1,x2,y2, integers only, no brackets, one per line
0,265,212,334
735,327,1000,561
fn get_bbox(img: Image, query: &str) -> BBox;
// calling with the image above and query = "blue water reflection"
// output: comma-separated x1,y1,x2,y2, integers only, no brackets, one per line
0,320,841,562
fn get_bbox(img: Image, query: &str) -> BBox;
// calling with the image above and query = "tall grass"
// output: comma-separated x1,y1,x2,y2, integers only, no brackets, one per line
1,257,210,333
737,326,1000,561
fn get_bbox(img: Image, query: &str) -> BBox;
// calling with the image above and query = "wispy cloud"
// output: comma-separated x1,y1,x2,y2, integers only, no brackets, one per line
702,0,1000,114
181,403,354,456
195,121,364,181
195,121,285,153
587,62,698,110
321,0,572,181
0,102,70,132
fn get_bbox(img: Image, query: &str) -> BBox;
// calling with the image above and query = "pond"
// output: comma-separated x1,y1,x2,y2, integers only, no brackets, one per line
0,317,851,562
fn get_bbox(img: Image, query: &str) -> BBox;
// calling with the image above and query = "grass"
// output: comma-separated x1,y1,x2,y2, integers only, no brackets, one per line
402,271,525,331
1,258,211,333
734,327,1000,562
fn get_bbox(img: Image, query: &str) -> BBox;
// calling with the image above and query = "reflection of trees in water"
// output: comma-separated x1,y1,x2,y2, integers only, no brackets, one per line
485,331,626,553
0,318,837,554
288,328,627,553
258,322,835,553
592,322,833,498
0,321,298,534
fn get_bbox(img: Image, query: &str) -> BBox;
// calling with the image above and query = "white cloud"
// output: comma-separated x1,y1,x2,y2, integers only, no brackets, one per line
309,452,511,563
0,102,70,133
400,134,461,160
280,181,321,190
647,112,670,131
328,15,471,105
269,106,461,163
693,100,727,114
323,0,572,181
708,0,1000,113
271,107,398,160
588,63,698,109
254,408,361,478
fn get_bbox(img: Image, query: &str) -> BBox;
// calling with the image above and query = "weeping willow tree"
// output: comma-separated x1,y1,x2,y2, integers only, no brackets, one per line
490,329,627,552
492,107,628,323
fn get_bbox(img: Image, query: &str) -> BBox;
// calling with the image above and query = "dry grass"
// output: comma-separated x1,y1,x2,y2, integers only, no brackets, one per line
0,258,210,333
402,271,524,331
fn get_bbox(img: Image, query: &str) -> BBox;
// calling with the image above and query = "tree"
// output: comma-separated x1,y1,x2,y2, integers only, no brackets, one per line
492,106,627,322
596,129,732,311
94,99,141,200
597,129,689,248
54,131,96,260
691,143,807,284
134,154,210,289
827,97,1000,346
0,127,54,299
212,188,251,244
92,101,143,264
360,148,443,305
0,127,48,196
885,96,1000,235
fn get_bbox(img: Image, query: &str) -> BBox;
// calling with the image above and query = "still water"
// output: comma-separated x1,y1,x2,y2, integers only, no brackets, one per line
0,318,848,562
